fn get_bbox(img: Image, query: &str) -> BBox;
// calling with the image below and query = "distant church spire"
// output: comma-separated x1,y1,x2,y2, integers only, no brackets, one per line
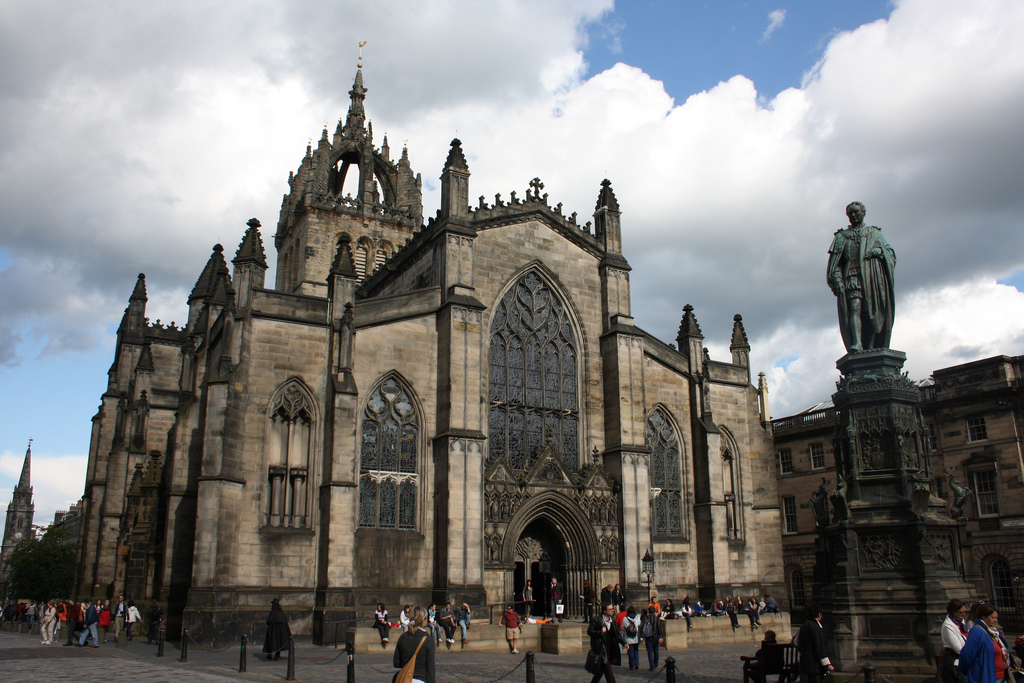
17,439,31,491
1,439,35,587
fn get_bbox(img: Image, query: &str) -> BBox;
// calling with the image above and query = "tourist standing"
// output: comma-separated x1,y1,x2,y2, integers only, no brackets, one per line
523,581,533,617
393,606,435,683
621,606,641,670
262,598,290,661
611,584,624,613
40,600,56,645
940,599,969,683
582,580,596,621
146,600,162,644
111,594,126,642
640,604,663,670
549,578,564,623
959,604,1010,683
796,602,834,683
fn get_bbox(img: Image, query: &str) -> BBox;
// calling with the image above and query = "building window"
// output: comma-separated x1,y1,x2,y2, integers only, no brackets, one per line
924,423,937,451
810,443,826,470
973,469,999,516
721,428,744,540
777,448,793,475
354,245,368,280
358,377,418,529
967,417,988,442
648,408,684,538
783,496,798,534
266,380,315,528
990,559,1015,609
788,569,806,609
488,271,580,470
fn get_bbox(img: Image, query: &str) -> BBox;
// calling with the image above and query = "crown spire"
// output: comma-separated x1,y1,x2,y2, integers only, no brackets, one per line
346,68,367,132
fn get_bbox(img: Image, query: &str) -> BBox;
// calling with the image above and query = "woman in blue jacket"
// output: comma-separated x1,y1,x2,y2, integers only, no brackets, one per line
959,604,1011,683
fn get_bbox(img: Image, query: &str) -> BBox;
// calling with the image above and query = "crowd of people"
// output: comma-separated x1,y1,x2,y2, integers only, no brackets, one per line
0,595,161,647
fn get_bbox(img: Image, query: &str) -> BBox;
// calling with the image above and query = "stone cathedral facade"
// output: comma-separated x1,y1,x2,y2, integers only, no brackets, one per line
75,69,783,642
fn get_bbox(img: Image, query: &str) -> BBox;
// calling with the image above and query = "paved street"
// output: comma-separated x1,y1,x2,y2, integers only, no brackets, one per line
0,629,752,683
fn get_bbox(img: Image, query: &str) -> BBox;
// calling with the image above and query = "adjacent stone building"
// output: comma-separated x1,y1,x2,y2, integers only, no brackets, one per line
74,68,784,642
773,354,1024,628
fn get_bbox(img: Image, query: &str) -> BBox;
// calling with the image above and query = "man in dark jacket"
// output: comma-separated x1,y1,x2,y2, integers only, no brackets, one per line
587,603,623,683
78,599,100,647
549,578,564,623
262,599,291,661
146,600,162,644
796,602,833,683
62,599,81,646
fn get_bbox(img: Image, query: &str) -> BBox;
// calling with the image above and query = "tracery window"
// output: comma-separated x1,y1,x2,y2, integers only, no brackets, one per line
648,408,684,537
488,271,579,470
266,380,314,528
358,377,418,529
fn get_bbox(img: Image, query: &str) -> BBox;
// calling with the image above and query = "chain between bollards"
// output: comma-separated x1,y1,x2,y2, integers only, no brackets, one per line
286,635,296,680
525,650,535,683
347,640,356,683
180,628,189,662
239,633,247,672
157,627,165,657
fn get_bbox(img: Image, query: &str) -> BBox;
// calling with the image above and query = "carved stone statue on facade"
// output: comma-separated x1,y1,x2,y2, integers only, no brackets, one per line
830,475,849,524
810,478,830,527
827,202,896,353
946,470,972,519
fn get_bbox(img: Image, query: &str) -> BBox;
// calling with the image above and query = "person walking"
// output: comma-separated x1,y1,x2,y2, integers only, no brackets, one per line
146,600,162,644
393,606,435,683
621,606,641,670
262,598,291,661
587,603,623,683
640,604,663,670
40,600,57,645
111,594,127,642
54,599,67,642
500,605,522,654
796,602,834,683
98,600,111,642
62,599,81,646
959,603,1010,683
77,599,100,648
940,599,969,683
126,600,141,640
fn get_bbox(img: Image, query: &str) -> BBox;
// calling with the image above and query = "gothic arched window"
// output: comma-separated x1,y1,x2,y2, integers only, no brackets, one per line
266,380,315,528
720,427,744,540
488,271,579,470
358,377,418,529
648,408,684,537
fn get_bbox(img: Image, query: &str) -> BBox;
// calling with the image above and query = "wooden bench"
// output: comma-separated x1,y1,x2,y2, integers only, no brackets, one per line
741,642,799,683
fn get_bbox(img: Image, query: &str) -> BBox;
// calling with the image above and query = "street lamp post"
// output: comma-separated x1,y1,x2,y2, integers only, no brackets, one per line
641,549,654,601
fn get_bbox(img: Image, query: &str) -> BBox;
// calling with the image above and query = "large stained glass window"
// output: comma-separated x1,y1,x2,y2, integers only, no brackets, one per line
489,272,579,470
648,408,684,537
358,377,418,529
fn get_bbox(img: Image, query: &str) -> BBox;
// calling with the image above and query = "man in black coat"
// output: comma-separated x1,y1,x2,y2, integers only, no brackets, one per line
262,598,291,661
796,602,833,683
549,578,565,623
587,603,623,683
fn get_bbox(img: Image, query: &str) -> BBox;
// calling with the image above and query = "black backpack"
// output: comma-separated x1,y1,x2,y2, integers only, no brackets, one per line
624,618,638,638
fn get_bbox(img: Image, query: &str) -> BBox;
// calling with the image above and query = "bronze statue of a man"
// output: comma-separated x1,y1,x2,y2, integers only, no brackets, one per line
827,202,896,353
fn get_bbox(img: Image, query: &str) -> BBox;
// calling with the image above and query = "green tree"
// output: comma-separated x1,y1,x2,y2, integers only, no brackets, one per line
2,527,77,601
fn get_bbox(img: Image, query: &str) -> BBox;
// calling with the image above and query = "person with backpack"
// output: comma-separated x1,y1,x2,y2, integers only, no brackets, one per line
640,604,663,671
622,606,642,670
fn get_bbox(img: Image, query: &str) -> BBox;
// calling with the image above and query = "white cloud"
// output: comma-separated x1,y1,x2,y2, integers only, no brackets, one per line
2,0,1024,432
763,9,787,41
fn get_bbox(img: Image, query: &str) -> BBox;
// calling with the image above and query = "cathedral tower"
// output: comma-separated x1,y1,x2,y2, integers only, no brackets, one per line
1,442,35,591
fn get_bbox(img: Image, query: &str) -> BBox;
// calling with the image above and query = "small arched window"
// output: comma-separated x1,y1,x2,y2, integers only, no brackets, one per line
266,380,315,528
354,244,369,281
648,408,684,538
358,377,418,529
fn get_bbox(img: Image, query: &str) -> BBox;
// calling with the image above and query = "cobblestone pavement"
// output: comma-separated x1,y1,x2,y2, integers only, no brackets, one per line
0,629,752,683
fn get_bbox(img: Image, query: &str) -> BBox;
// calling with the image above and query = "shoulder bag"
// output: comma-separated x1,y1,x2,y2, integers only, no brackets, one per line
393,634,427,683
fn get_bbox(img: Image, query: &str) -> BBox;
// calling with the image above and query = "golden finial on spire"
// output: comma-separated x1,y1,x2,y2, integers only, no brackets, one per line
358,41,367,68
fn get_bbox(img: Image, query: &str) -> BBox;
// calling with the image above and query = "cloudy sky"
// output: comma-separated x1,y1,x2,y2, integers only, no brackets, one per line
2,0,1024,525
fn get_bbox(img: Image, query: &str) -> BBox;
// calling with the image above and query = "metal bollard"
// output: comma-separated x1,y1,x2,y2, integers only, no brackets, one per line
525,650,535,683
239,634,247,672
347,640,356,683
157,627,165,657
286,636,296,680
862,662,876,683
180,628,189,663
665,656,677,683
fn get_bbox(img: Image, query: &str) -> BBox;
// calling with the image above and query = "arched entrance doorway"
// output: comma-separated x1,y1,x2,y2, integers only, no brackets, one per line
513,519,566,618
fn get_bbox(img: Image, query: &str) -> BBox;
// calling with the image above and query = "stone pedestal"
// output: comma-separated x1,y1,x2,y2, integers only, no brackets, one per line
814,350,979,674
